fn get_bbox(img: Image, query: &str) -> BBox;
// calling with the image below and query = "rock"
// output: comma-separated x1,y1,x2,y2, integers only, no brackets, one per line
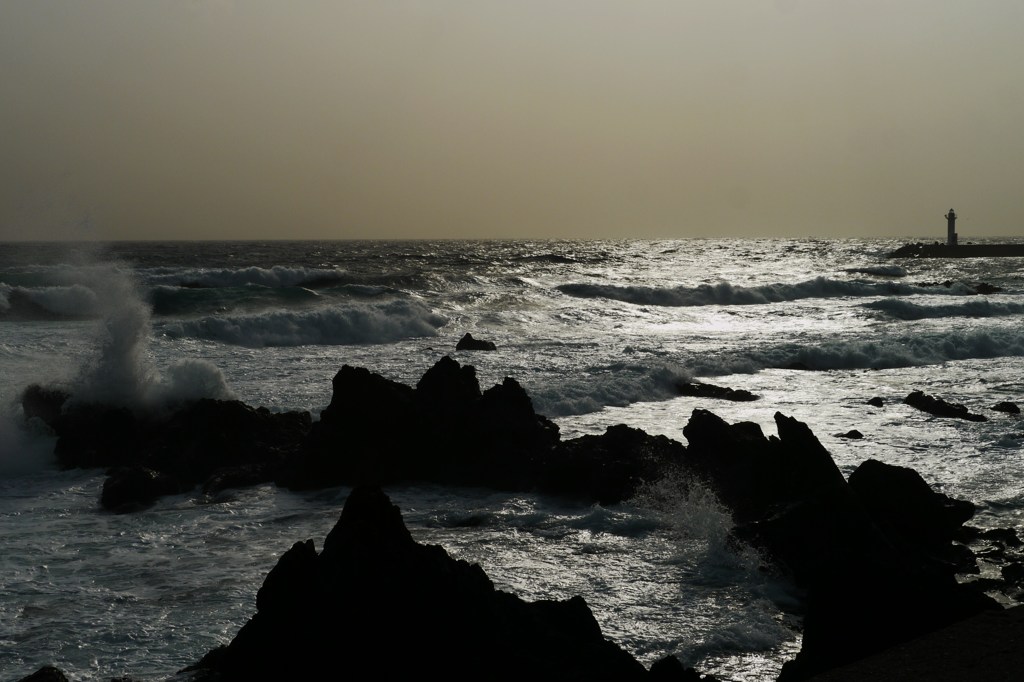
674,410,998,681
547,424,687,505
836,430,864,439
101,466,182,512
17,667,69,682
675,381,758,402
184,486,665,680
848,459,976,568
800,605,1024,682
866,397,884,408
286,357,560,492
682,409,847,527
993,401,1021,415
20,386,311,510
903,391,988,422
456,332,497,351
20,384,70,427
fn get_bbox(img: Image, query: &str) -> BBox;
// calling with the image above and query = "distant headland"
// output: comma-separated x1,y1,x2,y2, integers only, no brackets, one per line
889,208,1024,258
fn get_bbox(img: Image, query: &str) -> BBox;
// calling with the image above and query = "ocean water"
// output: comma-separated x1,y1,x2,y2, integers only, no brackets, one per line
1,238,1022,680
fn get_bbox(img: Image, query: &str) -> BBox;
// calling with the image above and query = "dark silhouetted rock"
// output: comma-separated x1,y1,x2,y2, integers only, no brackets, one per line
547,424,687,505
904,391,987,421
286,357,560,492
18,667,69,682
674,409,998,682
456,332,497,351
101,466,182,512
20,386,311,510
675,381,758,402
836,430,864,439
993,401,1021,415
866,397,884,407
848,459,976,568
889,241,1024,258
185,486,667,680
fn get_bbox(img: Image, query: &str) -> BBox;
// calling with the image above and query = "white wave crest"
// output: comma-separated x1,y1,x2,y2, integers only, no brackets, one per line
529,361,691,417
557,277,972,307
690,327,1024,374
162,300,448,347
863,298,1024,320
144,265,346,289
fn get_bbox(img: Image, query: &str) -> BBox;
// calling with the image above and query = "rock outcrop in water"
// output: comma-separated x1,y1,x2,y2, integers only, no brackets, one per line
21,384,311,511
20,358,1022,679
676,409,1000,681
455,331,497,350
903,390,988,422
182,486,693,680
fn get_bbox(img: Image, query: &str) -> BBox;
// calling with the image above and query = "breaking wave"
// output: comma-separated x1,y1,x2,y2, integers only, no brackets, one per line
528,361,692,417
68,266,236,409
143,265,349,289
531,327,1024,417
862,298,1024,320
161,300,448,347
556,277,972,307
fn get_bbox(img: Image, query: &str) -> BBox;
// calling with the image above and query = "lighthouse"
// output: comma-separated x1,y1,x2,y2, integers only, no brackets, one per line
946,208,957,246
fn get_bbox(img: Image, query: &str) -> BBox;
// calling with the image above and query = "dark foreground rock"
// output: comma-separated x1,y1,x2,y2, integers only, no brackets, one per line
904,390,988,422
807,604,1024,682
674,409,999,681
20,361,1020,680
183,486,695,681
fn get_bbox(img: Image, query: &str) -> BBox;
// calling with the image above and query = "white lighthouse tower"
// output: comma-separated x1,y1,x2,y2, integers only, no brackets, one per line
946,208,957,246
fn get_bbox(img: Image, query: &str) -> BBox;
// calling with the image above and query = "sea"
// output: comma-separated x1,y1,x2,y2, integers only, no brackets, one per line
1,238,1022,681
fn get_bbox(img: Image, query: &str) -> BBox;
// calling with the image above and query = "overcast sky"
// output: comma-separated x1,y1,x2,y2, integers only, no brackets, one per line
2,1,1022,240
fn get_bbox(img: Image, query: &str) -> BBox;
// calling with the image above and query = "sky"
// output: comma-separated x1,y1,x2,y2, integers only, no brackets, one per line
2,1,1023,241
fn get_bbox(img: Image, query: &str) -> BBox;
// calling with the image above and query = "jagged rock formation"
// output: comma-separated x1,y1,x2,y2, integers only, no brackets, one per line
183,486,694,680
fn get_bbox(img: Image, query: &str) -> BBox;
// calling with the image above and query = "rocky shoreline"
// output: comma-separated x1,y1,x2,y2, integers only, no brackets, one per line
17,357,1024,680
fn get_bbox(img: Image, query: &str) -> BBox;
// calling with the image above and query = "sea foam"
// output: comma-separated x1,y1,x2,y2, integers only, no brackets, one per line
557,277,974,307
863,298,1024,320
69,264,235,410
160,300,448,347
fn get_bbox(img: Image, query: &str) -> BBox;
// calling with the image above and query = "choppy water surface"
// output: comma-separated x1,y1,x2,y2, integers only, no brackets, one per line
1,238,1022,679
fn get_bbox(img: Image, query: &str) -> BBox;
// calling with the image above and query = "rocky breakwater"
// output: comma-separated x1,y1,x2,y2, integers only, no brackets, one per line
889,242,1024,258
177,486,695,681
